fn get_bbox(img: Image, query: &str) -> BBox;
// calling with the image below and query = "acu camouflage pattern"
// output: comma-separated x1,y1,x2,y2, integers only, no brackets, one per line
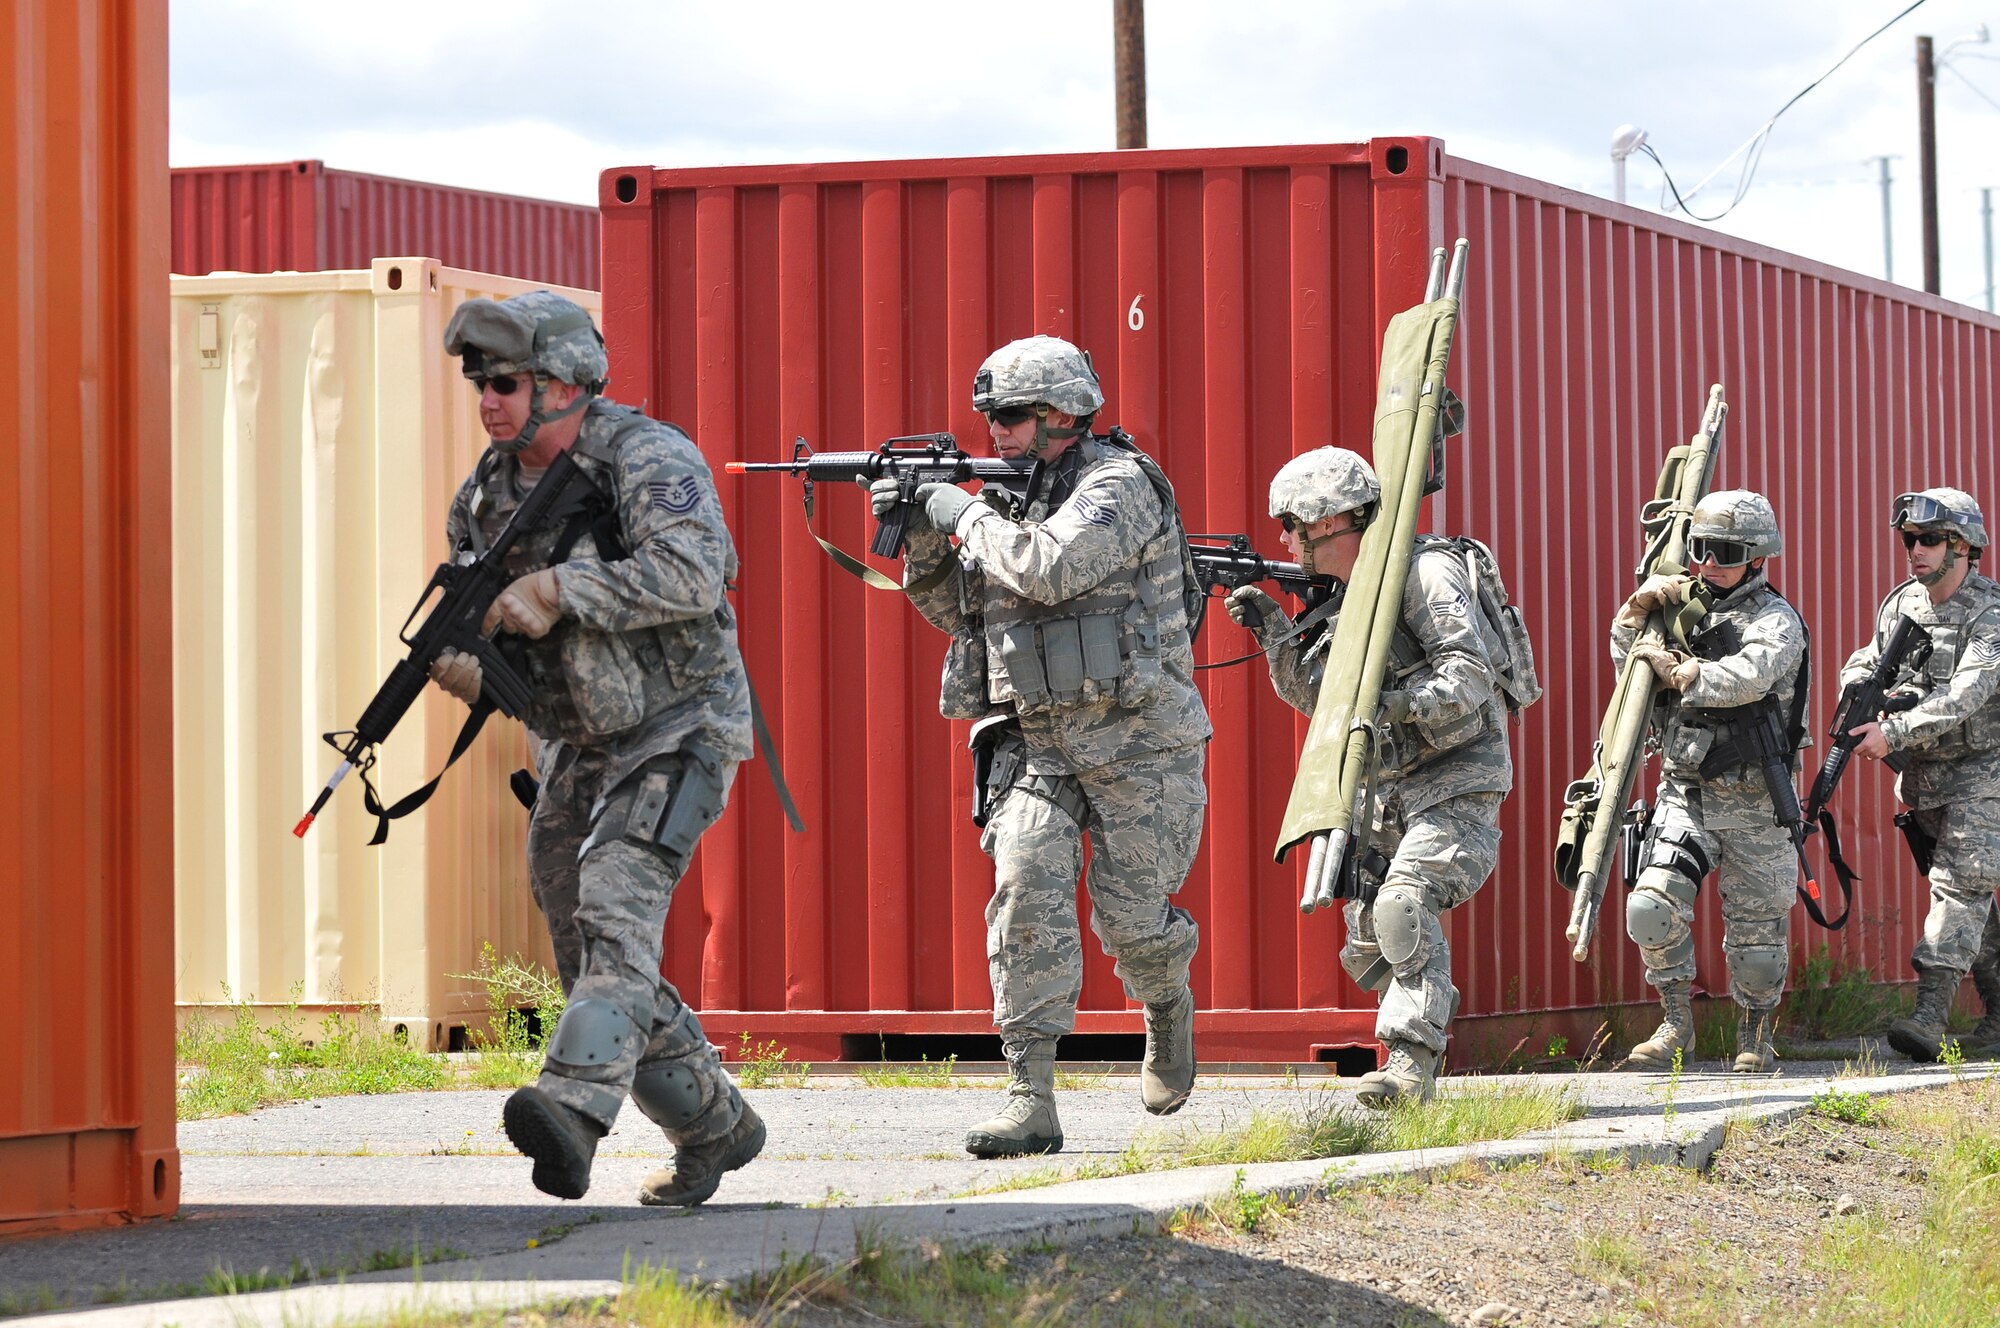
444,290,610,389
1896,486,1989,548
1253,539,1512,1053
1266,446,1381,526
444,396,753,1136
900,433,1211,1038
1611,570,1808,1007
1689,489,1783,559
971,335,1106,418
1842,571,2000,975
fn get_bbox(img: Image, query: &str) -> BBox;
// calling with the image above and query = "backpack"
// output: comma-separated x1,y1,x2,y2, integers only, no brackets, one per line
1416,533,1542,714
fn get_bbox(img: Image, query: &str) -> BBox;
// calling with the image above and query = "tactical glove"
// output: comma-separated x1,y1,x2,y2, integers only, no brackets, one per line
430,647,484,705
1224,586,1289,636
483,568,564,639
1628,642,1685,685
918,482,977,532
1667,657,1702,692
860,476,917,523
1615,574,1694,629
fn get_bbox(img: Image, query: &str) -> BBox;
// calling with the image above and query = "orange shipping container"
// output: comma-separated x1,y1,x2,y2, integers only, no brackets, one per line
0,0,180,1232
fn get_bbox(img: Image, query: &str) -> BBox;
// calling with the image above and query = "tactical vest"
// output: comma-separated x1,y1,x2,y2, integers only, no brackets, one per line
950,433,1200,717
1657,578,1808,781
1881,574,2000,760
459,400,740,746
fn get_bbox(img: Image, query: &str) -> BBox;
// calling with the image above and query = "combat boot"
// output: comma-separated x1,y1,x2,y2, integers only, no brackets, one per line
638,1094,766,1207
1354,1040,1439,1110
1732,1005,1779,1073
1141,988,1197,1116
502,1085,606,1200
1888,967,1961,1063
1966,950,2000,1056
1625,982,1694,1070
966,1037,1062,1158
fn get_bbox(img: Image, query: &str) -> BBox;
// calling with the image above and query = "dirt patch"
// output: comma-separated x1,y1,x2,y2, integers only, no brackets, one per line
783,1078,1999,1328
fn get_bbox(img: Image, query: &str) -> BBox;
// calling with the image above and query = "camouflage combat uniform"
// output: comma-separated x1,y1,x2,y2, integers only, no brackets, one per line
902,435,1212,1041
445,398,754,1145
1839,572,2000,980
1613,571,1807,1011
1255,537,1512,1056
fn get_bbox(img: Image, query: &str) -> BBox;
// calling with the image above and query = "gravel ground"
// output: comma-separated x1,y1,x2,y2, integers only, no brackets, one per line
779,1078,1999,1328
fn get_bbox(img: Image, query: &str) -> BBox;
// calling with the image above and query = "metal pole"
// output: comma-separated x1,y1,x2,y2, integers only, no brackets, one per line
1985,186,1995,313
1614,155,1626,205
1919,35,1941,295
1114,0,1147,150
1872,155,1896,283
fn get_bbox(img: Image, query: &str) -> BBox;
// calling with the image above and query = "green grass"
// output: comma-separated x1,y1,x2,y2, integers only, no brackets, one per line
731,1033,811,1089
176,990,448,1119
1813,1086,1886,1126
855,1054,961,1088
1784,943,1906,1041
452,944,567,1090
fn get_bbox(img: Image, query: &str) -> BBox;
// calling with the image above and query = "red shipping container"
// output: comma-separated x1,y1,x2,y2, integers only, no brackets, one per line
172,160,598,291
597,140,2000,1065
1,0,179,1232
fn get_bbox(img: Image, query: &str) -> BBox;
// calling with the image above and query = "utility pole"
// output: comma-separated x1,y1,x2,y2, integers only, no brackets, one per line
1114,0,1147,150
1870,155,1897,283
1984,186,1995,313
1918,35,1941,294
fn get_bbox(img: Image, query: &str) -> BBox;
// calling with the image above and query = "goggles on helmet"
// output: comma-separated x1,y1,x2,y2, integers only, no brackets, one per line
1891,491,1979,530
1689,536,1755,568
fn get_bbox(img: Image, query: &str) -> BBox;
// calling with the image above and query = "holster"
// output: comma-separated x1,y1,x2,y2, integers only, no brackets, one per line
1620,799,1652,887
968,711,1018,829
1894,810,1936,877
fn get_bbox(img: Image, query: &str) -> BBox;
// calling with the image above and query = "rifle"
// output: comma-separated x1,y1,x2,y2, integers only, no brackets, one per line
1805,613,1928,819
1187,534,1332,630
725,435,1036,560
1553,383,1728,961
1700,697,1845,927
294,448,612,843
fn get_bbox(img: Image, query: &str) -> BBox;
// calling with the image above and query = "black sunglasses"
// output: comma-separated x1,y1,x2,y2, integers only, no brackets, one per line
1901,530,1952,550
985,405,1040,427
474,373,530,396
1689,536,1754,567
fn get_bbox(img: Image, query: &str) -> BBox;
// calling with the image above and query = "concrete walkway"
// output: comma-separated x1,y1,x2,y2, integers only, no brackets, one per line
3,1050,1985,1327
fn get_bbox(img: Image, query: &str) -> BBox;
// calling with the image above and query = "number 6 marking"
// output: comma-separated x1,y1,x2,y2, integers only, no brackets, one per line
1127,294,1145,332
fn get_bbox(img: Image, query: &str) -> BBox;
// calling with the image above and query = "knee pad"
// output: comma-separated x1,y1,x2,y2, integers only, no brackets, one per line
1371,885,1429,969
1625,888,1682,949
1341,944,1392,993
1729,944,1789,994
546,998,637,1071
630,1061,707,1130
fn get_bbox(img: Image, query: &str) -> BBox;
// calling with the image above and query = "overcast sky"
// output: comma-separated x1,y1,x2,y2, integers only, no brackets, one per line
171,0,2000,306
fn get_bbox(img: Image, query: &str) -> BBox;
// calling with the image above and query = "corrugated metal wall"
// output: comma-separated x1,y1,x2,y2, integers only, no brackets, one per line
1,0,180,1232
171,161,600,291
597,140,2000,1063
171,260,593,1049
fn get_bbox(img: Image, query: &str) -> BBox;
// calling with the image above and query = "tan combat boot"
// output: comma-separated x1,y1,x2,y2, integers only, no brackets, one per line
1626,981,1694,1070
966,1037,1062,1158
1354,1040,1439,1110
1141,988,1197,1116
1732,1005,1779,1073
637,1095,766,1207
1888,968,1960,1063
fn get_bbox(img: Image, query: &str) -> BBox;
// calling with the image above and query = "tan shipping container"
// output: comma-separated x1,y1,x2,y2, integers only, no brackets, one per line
171,258,595,1049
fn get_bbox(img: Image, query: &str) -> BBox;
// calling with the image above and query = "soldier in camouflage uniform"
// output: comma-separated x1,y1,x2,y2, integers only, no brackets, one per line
428,291,764,1203
873,335,1211,1157
1226,447,1513,1107
1837,488,2000,1062
1610,490,1807,1074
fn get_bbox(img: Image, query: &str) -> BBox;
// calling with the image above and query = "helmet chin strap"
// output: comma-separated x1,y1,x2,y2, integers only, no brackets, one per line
1022,406,1086,460
1918,541,1960,587
491,376,596,455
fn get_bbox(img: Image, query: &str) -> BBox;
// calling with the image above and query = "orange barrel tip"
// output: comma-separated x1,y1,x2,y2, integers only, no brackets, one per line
293,813,316,838
723,462,748,473
1805,877,1821,901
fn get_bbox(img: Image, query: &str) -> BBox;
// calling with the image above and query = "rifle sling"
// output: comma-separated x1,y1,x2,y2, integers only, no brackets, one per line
1197,594,1341,672
359,698,498,846
1802,809,1857,930
798,487,957,595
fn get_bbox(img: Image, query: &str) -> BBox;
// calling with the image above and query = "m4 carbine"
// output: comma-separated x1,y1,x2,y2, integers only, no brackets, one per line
1805,612,1928,820
725,435,1036,559
1187,533,1332,629
294,447,614,843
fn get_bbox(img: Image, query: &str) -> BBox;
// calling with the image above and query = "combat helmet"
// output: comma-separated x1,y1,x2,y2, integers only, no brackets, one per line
1268,447,1381,527
444,291,608,453
1892,487,1988,549
1688,489,1781,564
972,335,1103,458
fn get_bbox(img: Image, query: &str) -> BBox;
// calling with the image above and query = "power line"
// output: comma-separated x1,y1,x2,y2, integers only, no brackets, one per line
1643,0,1933,222
1942,60,2000,114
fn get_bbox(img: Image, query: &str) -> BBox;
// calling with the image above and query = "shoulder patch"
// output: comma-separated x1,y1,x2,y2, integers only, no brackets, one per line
1429,589,1472,619
1969,636,2000,667
1067,491,1118,528
649,475,704,515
